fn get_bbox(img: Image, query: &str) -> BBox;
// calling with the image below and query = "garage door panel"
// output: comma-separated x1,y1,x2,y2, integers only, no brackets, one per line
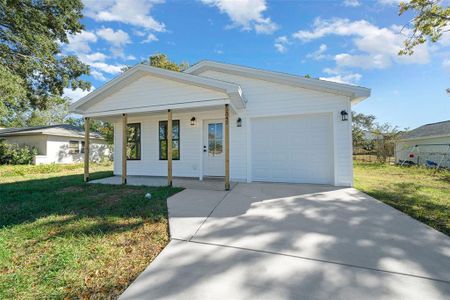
251,114,333,184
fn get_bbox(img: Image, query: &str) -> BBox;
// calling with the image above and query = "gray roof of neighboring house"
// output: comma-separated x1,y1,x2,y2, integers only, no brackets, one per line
0,124,103,139
399,120,450,140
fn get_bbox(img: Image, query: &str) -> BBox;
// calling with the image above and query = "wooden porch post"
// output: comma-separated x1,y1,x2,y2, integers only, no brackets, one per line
225,104,230,190
122,113,127,184
84,117,90,182
167,109,173,186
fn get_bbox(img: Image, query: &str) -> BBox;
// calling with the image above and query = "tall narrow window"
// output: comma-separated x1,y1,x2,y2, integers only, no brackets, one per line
208,123,223,156
69,141,80,154
127,123,141,160
159,120,180,160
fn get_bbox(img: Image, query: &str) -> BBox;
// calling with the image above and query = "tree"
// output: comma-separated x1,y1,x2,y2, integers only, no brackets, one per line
352,112,376,148
146,53,189,71
66,117,114,145
122,53,189,73
398,0,450,55
0,0,90,127
372,123,402,163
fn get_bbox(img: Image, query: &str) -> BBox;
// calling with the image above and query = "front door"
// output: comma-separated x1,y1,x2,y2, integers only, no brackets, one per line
203,120,225,177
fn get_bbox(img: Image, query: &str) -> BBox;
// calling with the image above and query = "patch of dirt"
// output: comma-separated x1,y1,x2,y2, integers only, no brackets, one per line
89,189,142,204
56,186,84,194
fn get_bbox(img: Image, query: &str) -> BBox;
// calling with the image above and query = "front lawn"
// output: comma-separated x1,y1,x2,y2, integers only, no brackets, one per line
0,163,181,299
354,161,450,236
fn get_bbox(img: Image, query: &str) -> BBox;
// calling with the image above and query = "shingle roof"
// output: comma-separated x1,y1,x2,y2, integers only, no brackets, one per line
0,124,103,139
399,120,450,140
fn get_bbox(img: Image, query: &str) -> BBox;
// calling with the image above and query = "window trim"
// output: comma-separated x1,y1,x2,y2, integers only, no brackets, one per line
127,123,141,161
69,140,80,154
159,120,180,160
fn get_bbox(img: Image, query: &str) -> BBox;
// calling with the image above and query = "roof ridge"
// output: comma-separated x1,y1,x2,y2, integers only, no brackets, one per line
421,120,450,127
185,59,369,90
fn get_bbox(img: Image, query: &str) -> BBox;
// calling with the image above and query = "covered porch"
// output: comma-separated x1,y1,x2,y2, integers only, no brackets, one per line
71,64,247,191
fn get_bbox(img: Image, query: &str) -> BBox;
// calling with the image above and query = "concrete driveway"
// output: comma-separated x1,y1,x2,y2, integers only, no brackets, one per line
121,183,450,299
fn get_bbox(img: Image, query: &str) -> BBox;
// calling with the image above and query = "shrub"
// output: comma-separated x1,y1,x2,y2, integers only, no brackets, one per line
0,140,38,165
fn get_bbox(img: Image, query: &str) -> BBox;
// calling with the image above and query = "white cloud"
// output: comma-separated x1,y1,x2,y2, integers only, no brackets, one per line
343,0,360,7
63,87,95,102
307,43,328,60
90,62,125,74
377,0,402,5
274,36,290,53
96,27,131,58
66,30,97,53
84,0,166,32
293,18,430,70
96,27,130,47
91,70,107,81
335,53,391,69
438,27,450,46
141,33,159,43
79,52,108,64
320,73,362,85
443,59,450,71
201,0,278,34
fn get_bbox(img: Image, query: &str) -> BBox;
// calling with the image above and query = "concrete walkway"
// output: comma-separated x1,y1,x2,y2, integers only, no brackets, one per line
120,183,450,299
90,175,236,191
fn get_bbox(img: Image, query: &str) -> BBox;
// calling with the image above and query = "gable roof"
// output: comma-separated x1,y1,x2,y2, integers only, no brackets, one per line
0,124,103,139
184,60,371,104
70,64,246,114
399,120,450,141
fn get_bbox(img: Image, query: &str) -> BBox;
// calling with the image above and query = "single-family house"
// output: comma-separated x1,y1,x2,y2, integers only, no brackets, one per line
70,61,370,188
395,120,450,168
0,124,110,164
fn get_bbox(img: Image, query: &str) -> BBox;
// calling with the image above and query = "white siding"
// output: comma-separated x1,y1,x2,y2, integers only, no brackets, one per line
1,135,47,155
196,70,353,186
114,109,247,181
1,134,110,164
395,136,450,168
43,136,110,164
85,74,228,114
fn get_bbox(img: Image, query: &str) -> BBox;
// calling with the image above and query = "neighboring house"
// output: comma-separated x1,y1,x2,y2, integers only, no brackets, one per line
0,124,110,164
70,61,370,187
395,120,450,168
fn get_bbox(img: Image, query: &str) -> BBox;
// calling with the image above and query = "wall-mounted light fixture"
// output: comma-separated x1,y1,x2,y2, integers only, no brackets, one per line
340,110,348,121
190,117,196,126
237,117,242,127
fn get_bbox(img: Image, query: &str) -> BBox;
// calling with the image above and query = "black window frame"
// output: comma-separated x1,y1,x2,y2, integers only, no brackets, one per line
127,123,141,160
159,120,180,160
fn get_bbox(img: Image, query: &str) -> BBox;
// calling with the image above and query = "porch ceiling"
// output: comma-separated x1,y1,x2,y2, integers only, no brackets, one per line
90,103,233,122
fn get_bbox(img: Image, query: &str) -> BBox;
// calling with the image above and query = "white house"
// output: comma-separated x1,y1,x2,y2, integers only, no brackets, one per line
395,120,450,168
70,61,370,188
0,124,110,164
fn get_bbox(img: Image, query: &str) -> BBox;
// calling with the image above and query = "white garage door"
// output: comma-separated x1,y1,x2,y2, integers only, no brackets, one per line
251,113,334,184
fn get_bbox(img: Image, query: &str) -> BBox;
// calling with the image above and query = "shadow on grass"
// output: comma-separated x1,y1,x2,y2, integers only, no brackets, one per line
0,171,181,231
362,181,449,236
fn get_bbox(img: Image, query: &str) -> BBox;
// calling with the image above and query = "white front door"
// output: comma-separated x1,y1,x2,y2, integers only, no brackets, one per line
203,120,225,177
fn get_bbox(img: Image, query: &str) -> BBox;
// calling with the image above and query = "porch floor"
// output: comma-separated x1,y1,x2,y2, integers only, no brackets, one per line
89,175,237,191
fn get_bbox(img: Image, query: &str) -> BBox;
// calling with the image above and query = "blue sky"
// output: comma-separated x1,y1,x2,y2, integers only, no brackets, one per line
63,0,450,130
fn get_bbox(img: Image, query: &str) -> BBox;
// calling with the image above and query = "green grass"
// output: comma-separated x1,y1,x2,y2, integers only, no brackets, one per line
354,161,450,236
0,163,182,299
